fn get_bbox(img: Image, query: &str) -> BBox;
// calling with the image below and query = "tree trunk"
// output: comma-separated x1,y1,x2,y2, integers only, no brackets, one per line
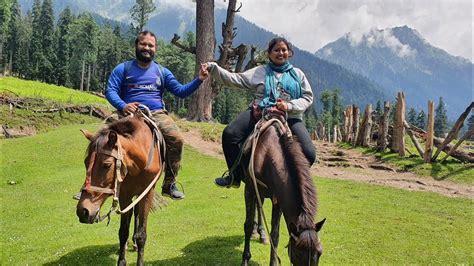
404,121,424,157
392,92,405,156
351,105,359,146
358,104,372,147
424,100,434,162
86,64,91,92
80,60,85,91
432,102,474,161
377,101,391,152
217,0,237,70
187,0,215,122
344,105,353,143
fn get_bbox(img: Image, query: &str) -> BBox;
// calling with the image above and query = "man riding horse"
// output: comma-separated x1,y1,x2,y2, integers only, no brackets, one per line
104,30,208,199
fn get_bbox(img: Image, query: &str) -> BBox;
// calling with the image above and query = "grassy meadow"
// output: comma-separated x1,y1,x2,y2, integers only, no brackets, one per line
0,77,109,106
1,123,473,265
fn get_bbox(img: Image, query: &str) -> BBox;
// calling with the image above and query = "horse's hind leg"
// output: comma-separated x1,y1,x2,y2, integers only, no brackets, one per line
242,185,256,266
118,210,134,266
269,202,282,266
256,198,269,245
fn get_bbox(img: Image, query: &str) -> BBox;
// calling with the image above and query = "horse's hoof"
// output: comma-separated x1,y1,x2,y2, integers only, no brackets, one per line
241,260,249,266
261,237,270,245
117,259,127,266
251,232,259,240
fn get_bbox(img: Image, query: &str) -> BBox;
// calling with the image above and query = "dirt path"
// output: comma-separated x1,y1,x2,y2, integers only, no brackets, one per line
182,130,473,199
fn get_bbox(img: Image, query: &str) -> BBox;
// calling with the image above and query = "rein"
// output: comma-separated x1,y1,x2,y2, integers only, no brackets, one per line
247,112,292,264
82,110,164,223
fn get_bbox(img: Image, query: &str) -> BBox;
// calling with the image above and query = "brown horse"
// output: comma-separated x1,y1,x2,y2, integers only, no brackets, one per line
76,114,162,266
240,114,326,266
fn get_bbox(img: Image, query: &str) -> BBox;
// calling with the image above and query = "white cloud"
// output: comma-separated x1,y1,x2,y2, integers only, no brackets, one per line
231,0,472,61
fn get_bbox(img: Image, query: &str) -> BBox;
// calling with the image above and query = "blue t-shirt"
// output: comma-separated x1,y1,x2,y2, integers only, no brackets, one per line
105,60,202,111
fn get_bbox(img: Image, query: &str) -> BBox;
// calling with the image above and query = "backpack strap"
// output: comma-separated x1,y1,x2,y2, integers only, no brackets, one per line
153,61,165,88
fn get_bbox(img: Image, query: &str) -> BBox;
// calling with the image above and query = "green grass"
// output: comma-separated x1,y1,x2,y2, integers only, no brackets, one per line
1,124,473,265
339,141,474,185
0,76,109,105
177,119,226,142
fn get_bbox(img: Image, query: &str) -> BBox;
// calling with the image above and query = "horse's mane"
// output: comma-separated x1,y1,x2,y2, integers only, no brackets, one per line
86,117,140,155
283,134,318,248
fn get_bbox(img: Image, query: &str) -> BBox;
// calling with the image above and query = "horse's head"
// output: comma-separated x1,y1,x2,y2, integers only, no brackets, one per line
76,129,126,224
288,218,326,266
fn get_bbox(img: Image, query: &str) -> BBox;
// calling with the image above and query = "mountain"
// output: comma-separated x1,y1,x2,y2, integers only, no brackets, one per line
315,26,473,118
19,0,389,111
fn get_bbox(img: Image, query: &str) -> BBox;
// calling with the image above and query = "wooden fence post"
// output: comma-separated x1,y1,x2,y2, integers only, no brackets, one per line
352,105,360,146
362,104,373,147
424,100,434,162
392,92,406,156
377,101,391,152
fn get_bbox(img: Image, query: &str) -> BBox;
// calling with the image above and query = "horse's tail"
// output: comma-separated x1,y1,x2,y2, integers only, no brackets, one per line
150,191,168,212
284,134,318,246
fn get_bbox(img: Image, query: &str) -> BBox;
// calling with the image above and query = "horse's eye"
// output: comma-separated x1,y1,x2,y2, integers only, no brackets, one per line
103,162,113,168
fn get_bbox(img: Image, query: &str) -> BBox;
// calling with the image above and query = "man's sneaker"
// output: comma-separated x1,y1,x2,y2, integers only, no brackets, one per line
73,192,82,200
215,175,240,188
162,183,185,200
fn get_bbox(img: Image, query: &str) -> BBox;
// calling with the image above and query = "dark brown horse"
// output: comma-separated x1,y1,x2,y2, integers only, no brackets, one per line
76,114,162,266
241,115,326,265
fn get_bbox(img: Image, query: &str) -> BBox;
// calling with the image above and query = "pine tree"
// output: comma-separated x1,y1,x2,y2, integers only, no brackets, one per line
331,88,343,126
39,0,55,83
56,7,73,86
416,109,426,130
130,0,156,33
434,97,448,137
15,11,32,77
6,0,20,74
407,107,417,126
69,13,98,90
0,0,12,73
467,112,474,141
29,0,43,80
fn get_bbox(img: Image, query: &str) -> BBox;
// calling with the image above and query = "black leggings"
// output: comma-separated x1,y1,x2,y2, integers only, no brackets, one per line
222,109,316,173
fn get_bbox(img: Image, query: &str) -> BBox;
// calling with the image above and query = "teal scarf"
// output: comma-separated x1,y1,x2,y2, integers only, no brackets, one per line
259,61,302,109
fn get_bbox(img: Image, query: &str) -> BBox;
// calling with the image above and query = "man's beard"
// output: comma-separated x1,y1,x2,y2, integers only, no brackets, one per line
135,48,155,63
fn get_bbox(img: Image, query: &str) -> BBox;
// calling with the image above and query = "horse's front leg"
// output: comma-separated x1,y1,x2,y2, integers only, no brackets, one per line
269,202,282,266
135,192,153,266
118,208,134,266
132,206,139,251
242,185,257,266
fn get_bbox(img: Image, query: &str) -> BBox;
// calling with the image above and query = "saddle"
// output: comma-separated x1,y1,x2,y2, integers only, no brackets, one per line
232,108,292,188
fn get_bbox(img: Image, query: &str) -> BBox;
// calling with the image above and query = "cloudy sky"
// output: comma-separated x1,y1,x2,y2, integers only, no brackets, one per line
165,0,473,61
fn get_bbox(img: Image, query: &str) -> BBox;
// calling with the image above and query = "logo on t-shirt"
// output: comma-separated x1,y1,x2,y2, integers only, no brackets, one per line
156,77,162,87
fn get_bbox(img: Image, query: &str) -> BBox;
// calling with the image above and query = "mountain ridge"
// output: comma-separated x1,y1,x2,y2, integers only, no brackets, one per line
316,25,472,118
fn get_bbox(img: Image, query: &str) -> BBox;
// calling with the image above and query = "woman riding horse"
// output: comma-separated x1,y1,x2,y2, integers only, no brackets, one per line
204,37,316,188
204,37,324,265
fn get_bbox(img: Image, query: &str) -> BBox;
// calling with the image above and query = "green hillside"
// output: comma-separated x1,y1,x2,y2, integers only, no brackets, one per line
0,77,110,135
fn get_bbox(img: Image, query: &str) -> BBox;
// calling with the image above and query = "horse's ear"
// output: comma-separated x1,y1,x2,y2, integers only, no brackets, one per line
80,129,94,141
107,131,118,147
315,218,326,232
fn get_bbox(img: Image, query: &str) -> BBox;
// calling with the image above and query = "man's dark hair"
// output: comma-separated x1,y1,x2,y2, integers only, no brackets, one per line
134,30,157,46
267,37,294,57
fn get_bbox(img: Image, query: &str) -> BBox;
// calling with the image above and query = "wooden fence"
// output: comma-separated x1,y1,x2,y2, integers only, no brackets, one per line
313,92,474,163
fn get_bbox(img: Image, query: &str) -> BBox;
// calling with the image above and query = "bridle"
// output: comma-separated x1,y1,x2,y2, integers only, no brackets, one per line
287,228,322,266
